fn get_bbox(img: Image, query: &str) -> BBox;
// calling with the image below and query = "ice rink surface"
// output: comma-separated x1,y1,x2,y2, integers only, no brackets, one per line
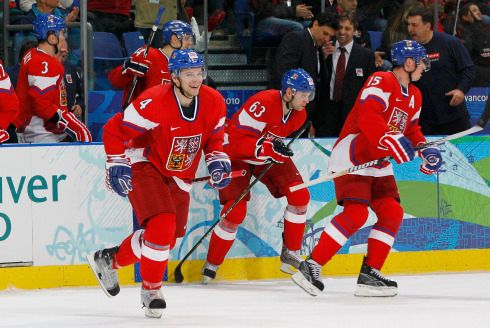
1,272,489,328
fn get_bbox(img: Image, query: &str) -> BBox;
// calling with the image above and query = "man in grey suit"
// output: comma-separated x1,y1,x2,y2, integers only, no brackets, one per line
270,12,338,136
316,12,376,137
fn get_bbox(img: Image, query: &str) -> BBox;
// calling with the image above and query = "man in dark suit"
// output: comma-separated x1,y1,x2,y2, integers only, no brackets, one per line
316,12,376,137
270,12,338,136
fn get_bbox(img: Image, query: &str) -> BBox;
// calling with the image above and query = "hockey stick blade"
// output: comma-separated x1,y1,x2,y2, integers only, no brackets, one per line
290,115,489,193
174,121,310,283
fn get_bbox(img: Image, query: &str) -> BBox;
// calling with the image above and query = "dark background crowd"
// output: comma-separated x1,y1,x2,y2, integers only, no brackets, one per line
0,0,489,140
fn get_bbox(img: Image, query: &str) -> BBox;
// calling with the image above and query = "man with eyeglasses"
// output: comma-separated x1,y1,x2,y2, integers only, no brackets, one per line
109,20,195,105
201,68,316,284
88,49,231,319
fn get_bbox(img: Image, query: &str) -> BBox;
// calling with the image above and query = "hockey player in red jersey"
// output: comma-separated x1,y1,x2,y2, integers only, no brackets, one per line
201,68,316,284
0,62,19,144
87,49,231,319
292,40,443,297
109,20,194,105
14,14,91,143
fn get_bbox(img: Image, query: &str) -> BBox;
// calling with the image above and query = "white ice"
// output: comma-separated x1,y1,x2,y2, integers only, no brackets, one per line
1,272,489,328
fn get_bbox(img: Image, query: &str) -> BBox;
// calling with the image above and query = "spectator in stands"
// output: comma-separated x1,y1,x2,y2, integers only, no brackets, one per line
134,0,185,48
407,7,475,135
252,0,315,45
326,0,371,48
270,11,338,137
302,0,328,15
21,0,79,24
87,0,134,40
185,0,227,36
317,12,376,137
456,2,490,87
56,36,84,120
378,0,423,69
357,0,390,32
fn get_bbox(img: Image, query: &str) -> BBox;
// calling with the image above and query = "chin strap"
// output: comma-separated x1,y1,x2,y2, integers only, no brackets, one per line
283,93,295,112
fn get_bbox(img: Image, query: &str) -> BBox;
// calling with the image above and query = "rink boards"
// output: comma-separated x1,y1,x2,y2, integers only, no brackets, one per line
0,137,489,289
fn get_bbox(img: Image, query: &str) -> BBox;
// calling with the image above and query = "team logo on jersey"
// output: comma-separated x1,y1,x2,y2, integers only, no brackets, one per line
262,131,283,142
388,107,408,132
166,134,202,171
59,79,67,107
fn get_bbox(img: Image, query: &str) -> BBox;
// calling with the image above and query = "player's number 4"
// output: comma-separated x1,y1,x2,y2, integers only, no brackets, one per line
139,99,153,109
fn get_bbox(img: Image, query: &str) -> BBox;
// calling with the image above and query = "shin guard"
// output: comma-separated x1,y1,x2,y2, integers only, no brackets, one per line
283,185,310,251
311,202,369,265
140,213,176,289
366,197,403,270
206,200,246,265
114,229,143,268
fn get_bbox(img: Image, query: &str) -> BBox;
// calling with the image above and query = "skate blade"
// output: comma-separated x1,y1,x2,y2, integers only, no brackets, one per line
202,275,213,285
291,272,321,297
354,284,398,297
279,262,296,275
86,253,119,298
144,307,164,319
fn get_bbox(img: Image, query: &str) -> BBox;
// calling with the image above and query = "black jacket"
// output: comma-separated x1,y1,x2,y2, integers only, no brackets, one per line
316,42,376,136
270,28,326,125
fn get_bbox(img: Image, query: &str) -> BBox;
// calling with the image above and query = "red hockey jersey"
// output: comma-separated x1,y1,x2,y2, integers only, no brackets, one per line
15,47,68,142
109,47,171,105
226,89,307,164
328,71,426,177
103,84,226,181
0,63,19,130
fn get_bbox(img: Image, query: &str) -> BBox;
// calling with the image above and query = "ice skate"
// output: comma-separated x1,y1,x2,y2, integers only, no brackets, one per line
355,257,398,297
279,244,302,275
86,247,120,297
141,288,166,318
291,258,324,296
202,262,219,285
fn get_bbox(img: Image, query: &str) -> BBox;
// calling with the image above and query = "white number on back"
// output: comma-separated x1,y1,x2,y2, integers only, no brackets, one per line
248,101,266,118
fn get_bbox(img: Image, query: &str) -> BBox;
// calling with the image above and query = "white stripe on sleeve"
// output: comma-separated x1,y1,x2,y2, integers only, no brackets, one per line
28,74,59,91
124,103,159,131
238,109,266,133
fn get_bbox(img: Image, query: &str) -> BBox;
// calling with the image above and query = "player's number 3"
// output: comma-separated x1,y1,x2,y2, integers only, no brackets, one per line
248,101,266,118
41,61,48,74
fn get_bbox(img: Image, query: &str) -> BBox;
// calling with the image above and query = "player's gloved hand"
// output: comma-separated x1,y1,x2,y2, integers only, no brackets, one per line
205,151,231,189
379,131,415,164
0,128,9,143
122,52,150,77
256,138,293,164
106,154,132,197
419,145,443,175
55,109,92,142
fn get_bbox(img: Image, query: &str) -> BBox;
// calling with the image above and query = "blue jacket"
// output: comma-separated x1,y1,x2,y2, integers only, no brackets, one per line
414,32,475,125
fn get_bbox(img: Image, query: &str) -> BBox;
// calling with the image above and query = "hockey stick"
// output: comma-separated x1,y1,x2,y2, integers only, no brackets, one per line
192,169,247,183
174,121,311,283
123,6,165,109
290,111,490,193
